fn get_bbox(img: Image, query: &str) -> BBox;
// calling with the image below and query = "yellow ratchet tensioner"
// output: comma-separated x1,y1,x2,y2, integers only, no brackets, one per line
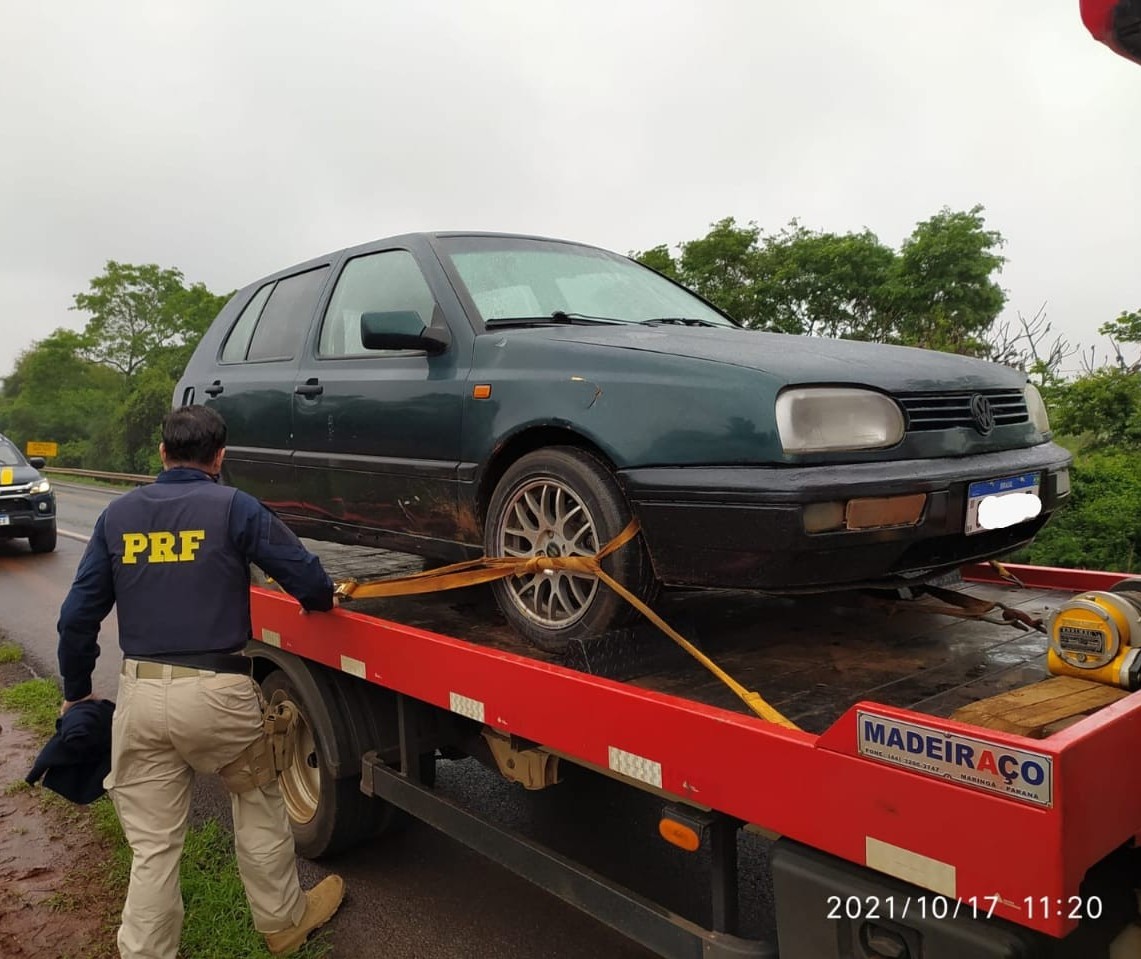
1047,579,1141,690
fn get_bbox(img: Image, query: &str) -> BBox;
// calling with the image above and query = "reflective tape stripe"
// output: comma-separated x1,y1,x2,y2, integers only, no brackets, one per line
608,746,662,788
865,836,956,898
339,655,366,679
450,692,485,722
260,629,281,648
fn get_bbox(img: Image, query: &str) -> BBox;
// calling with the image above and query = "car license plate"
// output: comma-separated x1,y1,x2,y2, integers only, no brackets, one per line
0,515,9,526
965,472,1041,535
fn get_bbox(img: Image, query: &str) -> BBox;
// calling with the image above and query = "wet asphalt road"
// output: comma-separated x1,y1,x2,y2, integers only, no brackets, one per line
1,484,779,959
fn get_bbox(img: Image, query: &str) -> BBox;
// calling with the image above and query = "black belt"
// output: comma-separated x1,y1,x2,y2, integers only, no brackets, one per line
134,652,252,675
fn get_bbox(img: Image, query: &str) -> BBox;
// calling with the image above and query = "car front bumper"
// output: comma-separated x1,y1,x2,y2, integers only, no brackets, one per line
619,442,1073,591
0,490,57,537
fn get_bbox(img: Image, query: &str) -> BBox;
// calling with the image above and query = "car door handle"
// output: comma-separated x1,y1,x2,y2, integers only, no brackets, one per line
294,379,323,397
204,381,224,397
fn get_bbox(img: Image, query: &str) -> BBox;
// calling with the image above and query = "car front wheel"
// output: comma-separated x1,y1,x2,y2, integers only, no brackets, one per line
484,447,657,652
28,524,56,554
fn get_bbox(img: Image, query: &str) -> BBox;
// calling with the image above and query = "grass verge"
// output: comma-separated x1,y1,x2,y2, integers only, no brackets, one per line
0,641,23,664
2,673,330,958
0,677,63,737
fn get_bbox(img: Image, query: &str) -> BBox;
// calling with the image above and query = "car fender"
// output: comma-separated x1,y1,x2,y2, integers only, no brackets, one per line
462,333,785,474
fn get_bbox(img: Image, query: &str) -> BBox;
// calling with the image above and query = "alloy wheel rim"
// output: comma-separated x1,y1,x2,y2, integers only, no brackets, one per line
496,477,600,629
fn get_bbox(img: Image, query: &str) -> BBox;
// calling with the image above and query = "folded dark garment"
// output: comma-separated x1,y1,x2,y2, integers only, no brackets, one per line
25,698,116,804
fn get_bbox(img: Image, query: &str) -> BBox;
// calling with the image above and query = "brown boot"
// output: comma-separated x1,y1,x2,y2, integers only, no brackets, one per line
264,875,346,956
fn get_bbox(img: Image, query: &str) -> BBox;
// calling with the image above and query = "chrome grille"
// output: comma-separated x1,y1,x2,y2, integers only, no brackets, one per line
896,390,1028,432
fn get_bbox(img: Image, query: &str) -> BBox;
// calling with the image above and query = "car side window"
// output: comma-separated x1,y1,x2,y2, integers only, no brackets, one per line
220,282,273,363
318,250,438,357
242,267,330,363
0,438,24,466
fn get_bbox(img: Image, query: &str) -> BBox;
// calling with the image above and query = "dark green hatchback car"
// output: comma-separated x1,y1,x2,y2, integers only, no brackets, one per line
175,232,1071,650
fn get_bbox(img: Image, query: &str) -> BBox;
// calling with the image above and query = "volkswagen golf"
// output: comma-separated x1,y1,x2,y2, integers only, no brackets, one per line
175,232,1071,650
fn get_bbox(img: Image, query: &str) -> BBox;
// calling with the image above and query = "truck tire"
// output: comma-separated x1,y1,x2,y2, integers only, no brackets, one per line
260,668,392,859
484,446,658,652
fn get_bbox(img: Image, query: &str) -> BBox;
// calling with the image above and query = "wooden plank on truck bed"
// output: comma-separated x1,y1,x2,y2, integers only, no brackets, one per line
951,675,1130,737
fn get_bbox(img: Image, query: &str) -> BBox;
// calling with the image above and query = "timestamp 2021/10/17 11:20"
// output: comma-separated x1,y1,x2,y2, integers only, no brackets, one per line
826,894,1105,923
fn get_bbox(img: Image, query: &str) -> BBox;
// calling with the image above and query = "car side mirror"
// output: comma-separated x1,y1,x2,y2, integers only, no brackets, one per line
28,457,46,469
360,311,450,354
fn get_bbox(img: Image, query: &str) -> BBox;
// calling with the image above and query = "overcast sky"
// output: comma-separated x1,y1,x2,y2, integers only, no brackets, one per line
1,1,1138,379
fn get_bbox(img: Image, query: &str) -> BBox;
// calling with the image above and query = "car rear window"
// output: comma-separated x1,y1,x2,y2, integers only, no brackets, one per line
221,282,273,363
225,266,330,363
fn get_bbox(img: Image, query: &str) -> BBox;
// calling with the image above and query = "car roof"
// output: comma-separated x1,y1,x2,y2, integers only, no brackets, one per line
251,231,617,288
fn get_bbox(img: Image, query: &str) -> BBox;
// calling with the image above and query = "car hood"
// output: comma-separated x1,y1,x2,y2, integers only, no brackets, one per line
0,465,44,488
542,326,1026,392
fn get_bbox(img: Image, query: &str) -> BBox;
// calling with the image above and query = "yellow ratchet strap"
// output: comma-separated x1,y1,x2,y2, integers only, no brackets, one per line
335,520,799,730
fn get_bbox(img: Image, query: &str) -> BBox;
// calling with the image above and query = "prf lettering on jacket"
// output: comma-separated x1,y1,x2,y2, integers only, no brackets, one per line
120,530,206,564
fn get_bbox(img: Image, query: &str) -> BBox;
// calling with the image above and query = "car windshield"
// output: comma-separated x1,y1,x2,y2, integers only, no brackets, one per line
0,439,26,467
438,236,737,328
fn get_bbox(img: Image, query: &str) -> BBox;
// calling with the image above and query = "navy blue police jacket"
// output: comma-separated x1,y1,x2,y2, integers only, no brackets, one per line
57,468,334,702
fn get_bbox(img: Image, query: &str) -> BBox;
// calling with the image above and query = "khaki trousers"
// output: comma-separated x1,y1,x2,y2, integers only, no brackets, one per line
105,660,307,959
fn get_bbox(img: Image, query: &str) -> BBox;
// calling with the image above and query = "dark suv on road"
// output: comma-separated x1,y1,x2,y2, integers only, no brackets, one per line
0,433,57,553
175,232,1071,650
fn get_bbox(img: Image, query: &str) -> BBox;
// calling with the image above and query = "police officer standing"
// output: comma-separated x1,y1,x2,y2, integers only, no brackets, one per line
57,405,346,958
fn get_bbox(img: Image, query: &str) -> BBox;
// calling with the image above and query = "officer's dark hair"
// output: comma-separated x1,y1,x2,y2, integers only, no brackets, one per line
161,405,227,466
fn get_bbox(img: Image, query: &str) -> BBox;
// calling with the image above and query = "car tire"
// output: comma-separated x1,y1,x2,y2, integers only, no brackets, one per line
484,447,657,653
28,525,57,554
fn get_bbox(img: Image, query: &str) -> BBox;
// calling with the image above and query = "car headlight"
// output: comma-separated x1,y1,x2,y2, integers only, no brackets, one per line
30,478,51,494
1024,383,1051,434
776,387,905,454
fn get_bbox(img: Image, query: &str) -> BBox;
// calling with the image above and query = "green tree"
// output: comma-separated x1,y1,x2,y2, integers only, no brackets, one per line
635,206,1006,350
1,263,229,472
0,329,120,463
884,205,1007,356
1099,308,1141,347
752,223,896,338
113,365,182,473
72,261,227,381
674,218,763,326
1049,367,1141,448
636,218,764,326
66,262,230,470
634,244,680,280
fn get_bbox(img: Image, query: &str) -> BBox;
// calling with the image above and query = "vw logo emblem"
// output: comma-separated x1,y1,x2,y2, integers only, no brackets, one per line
970,394,995,435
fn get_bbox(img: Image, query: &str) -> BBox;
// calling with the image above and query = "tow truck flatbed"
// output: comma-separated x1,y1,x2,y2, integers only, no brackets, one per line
312,543,1064,732
247,546,1141,958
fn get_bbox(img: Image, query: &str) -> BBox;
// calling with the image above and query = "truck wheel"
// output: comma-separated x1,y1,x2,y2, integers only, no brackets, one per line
484,447,657,653
28,525,57,554
260,668,391,859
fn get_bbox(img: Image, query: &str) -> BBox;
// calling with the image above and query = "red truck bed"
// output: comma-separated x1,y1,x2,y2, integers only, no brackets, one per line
250,546,1141,944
